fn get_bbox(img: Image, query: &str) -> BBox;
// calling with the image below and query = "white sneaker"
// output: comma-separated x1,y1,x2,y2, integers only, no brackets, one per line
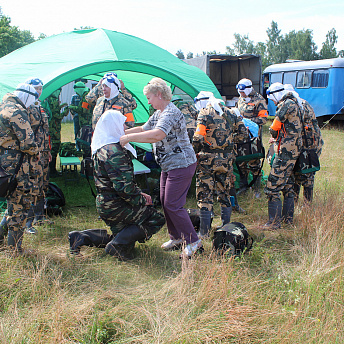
181,239,203,258
161,238,184,251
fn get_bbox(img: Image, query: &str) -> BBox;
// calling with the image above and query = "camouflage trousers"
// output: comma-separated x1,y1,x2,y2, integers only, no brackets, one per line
237,158,262,179
196,153,233,211
264,155,298,202
294,171,315,189
96,194,165,236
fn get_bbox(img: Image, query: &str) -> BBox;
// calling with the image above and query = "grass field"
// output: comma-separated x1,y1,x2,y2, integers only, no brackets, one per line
1,121,344,343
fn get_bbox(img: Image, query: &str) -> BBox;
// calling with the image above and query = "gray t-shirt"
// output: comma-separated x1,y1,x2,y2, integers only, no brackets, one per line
143,102,196,172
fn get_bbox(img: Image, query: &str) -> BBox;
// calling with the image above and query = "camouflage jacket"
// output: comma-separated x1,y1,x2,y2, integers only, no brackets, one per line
272,93,303,159
46,97,69,141
174,101,198,142
0,93,40,175
92,94,134,130
93,143,146,206
27,101,50,152
86,82,137,112
69,91,93,127
193,104,248,156
301,99,323,156
237,89,268,127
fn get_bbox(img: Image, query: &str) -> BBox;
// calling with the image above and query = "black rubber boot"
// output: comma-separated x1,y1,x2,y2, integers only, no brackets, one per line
282,197,295,225
105,225,147,260
304,187,314,203
238,174,249,194
0,215,8,246
263,198,282,230
199,208,212,237
68,229,112,255
34,198,46,223
7,230,24,254
25,205,37,234
216,206,232,229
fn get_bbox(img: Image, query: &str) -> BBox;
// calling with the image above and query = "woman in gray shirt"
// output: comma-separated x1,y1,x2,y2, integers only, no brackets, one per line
120,78,202,258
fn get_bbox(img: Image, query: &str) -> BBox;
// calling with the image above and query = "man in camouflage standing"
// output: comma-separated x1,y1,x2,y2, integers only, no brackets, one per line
42,89,69,176
24,78,51,233
264,83,303,229
69,81,93,157
192,91,248,237
90,110,165,260
88,73,136,130
236,78,268,197
284,84,323,203
0,83,41,253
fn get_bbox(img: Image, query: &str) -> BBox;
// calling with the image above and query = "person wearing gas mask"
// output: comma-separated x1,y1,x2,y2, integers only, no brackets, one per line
283,84,323,204
23,78,51,234
68,110,165,260
236,78,268,197
192,91,248,238
91,73,135,130
264,83,303,230
0,83,41,254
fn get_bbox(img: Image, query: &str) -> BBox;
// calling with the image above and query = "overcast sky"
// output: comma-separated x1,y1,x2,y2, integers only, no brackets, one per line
1,0,343,56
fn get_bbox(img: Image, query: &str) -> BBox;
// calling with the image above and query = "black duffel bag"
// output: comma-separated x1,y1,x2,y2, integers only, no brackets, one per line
0,153,24,198
236,135,265,162
294,148,320,174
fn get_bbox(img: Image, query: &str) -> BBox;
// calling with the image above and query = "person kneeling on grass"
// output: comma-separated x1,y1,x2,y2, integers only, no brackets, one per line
68,110,165,260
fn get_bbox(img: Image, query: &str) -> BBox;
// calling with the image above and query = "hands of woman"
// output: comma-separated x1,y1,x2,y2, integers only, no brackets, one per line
119,135,130,147
141,192,153,205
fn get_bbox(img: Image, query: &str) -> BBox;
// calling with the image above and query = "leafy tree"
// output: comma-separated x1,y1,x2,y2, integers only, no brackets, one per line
266,21,284,64
226,33,255,55
283,29,318,61
320,28,338,59
0,8,35,58
176,49,185,59
186,52,193,59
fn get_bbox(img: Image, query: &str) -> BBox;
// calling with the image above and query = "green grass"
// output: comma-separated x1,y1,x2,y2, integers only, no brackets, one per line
1,121,344,343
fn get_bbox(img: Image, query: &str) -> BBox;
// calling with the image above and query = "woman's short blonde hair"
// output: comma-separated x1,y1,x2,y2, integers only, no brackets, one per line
143,77,172,101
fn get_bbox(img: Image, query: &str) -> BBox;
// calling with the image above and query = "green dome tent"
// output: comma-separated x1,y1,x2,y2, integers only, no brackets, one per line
0,28,221,123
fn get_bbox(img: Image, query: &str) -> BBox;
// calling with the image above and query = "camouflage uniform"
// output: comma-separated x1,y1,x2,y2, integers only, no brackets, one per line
0,93,40,233
193,104,248,211
43,93,69,173
264,93,303,201
236,89,268,185
294,99,323,200
69,91,93,157
92,93,135,130
174,101,198,143
27,101,50,203
93,143,165,236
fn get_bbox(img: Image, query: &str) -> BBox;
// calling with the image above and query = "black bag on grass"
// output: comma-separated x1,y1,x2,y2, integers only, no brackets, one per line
45,182,65,216
213,222,253,257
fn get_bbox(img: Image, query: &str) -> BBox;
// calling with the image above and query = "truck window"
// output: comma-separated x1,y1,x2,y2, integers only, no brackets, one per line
312,69,329,88
296,71,312,88
270,72,282,84
283,72,297,87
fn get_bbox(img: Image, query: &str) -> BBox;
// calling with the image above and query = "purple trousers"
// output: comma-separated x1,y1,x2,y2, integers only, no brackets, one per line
160,162,198,244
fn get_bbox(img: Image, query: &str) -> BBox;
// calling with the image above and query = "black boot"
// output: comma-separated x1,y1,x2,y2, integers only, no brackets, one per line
282,197,295,225
216,206,232,229
199,208,212,237
263,198,282,230
34,198,46,224
0,215,8,246
238,174,249,194
105,225,147,260
25,205,37,234
304,187,313,203
68,229,112,255
8,230,24,254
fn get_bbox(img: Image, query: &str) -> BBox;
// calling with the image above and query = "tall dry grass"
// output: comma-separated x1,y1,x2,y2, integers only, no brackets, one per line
0,122,344,343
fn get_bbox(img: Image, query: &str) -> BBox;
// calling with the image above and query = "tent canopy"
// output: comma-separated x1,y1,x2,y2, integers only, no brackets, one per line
0,28,220,123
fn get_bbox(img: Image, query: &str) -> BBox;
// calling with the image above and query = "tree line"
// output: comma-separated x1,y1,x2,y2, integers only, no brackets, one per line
176,21,343,70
